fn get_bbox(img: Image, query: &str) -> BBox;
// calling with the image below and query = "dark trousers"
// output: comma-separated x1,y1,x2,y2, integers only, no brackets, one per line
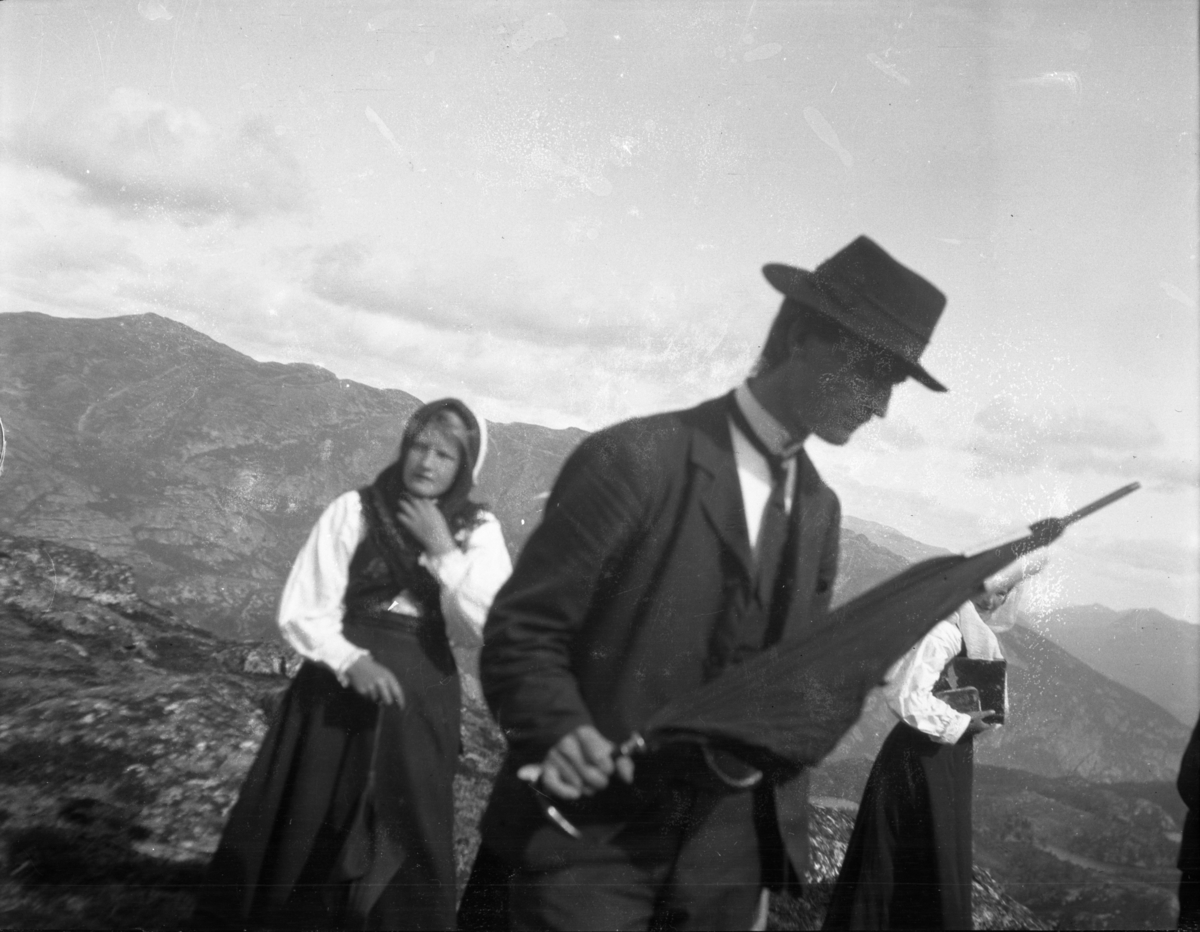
503,778,763,932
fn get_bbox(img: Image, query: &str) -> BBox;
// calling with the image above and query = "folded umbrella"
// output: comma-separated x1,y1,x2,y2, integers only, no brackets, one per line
628,481,1141,769
523,483,1140,835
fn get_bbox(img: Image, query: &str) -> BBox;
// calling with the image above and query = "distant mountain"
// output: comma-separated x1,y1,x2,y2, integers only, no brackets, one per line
822,522,1191,784
0,312,582,639
841,514,952,564
827,622,1191,783
1024,604,1199,726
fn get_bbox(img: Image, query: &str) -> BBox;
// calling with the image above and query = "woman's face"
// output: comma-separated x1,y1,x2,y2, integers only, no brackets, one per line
401,426,462,499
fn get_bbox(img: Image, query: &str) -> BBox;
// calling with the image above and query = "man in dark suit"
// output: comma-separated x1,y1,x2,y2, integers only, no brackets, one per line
470,236,952,931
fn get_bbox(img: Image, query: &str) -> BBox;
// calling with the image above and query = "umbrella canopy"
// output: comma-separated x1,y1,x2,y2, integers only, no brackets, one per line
631,482,1140,770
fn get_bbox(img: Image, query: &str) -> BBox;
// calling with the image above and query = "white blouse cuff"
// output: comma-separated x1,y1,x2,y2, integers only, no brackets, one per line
938,710,972,745
331,645,371,687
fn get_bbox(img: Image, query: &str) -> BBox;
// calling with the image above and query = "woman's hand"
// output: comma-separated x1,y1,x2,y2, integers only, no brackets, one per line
963,708,996,737
396,497,457,557
345,656,405,707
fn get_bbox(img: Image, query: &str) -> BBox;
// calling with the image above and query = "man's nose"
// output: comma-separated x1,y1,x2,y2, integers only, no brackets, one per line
869,382,893,418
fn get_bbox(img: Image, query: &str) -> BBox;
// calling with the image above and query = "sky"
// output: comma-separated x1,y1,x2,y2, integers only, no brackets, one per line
0,0,1197,622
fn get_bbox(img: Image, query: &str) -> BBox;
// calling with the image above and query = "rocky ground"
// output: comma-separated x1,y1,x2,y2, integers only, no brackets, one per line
0,533,1044,929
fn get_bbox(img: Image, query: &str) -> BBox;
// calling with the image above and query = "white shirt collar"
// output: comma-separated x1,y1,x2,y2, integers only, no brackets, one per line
733,382,804,459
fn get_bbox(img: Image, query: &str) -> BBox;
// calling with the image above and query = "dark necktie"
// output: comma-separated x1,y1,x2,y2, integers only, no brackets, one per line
728,400,794,637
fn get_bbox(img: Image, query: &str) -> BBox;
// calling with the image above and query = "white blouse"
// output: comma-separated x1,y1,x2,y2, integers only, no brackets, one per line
277,490,513,684
882,614,973,746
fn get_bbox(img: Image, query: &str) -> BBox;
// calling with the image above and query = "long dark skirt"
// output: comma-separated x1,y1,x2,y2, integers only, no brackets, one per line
822,723,974,931
196,616,461,931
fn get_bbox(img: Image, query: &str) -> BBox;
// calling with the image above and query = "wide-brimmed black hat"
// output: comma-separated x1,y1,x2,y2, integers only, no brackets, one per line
763,236,948,392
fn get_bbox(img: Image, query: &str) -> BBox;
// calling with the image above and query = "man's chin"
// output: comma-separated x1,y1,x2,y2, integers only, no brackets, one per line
815,419,867,446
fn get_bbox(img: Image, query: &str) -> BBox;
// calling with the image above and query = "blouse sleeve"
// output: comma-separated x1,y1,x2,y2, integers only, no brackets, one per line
882,615,972,745
277,491,370,684
421,512,513,651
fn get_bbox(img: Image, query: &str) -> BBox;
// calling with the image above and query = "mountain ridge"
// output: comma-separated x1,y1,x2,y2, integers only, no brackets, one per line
1019,604,1199,726
1,310,583,639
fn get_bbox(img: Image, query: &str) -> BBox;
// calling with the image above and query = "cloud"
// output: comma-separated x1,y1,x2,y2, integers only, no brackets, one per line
305,240,756,362
869,416,927,451
298,241,766,427
974,398,1160,451
965,398,1194,490
19,89,309,223
1081,535,1199,576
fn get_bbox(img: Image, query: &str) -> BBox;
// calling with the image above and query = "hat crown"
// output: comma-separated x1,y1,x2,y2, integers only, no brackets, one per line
812,236,946,339
761,235,949,391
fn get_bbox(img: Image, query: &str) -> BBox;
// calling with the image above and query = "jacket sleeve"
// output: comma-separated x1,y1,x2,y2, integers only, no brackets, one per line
1180,716,1200,812
480,429,652,761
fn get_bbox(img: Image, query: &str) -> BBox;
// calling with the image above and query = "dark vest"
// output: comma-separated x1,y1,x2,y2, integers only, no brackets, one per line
342,492,448,649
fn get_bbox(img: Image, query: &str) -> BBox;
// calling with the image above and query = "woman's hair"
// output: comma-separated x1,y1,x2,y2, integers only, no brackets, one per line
372,398,486,533
752,297,849,375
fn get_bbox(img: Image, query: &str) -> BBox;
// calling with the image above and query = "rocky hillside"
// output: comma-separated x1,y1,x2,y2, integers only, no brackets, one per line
0,534,1044,929
0,311,583,641
814,756,1183,930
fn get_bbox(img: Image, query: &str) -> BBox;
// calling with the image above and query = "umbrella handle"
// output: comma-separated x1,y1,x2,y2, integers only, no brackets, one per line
618,732,647,758
516,764,584,840
516,733,649,841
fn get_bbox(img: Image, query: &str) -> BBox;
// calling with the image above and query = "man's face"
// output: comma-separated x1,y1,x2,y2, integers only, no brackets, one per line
761,330,908,445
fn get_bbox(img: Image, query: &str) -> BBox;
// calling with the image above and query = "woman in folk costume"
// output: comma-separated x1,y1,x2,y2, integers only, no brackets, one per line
822,559,1044,931
197,399,512,931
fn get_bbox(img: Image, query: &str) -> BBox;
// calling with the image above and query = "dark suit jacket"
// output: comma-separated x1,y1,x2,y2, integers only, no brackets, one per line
479,394,841,887
1179,715,1200,873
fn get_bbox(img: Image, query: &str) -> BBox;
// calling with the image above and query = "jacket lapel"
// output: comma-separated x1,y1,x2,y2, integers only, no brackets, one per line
690,404,754,583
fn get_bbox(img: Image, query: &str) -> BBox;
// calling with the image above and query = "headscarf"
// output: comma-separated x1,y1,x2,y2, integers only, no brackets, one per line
372,398,487,528
360,398,488,606
955,600,1005,661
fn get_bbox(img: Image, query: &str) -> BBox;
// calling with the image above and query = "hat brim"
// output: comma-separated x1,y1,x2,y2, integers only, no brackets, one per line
762,263,947,393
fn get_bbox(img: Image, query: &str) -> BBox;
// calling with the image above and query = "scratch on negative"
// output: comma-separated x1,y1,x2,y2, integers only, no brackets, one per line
365,107,409,165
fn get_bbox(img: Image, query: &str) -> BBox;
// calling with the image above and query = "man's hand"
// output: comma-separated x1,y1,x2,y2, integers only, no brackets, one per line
539,725,635,800
345,655,406,707
396,497,457,557
963,709,996,737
